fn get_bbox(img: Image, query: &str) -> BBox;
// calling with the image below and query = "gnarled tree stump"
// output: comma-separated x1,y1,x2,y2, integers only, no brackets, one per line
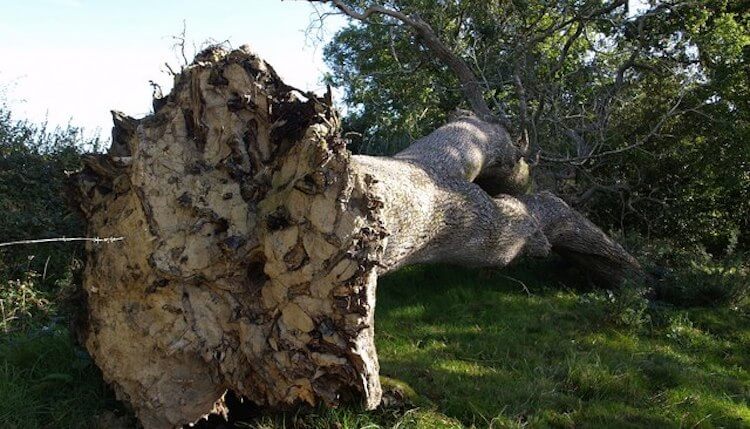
69,47,641,428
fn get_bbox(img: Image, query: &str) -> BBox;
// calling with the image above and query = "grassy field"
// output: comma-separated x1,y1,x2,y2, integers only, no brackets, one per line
373,265,749,428
1,262,748,428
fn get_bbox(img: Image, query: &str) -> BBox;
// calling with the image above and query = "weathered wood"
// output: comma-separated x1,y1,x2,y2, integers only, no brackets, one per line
70,46,388,427
69,47,641,428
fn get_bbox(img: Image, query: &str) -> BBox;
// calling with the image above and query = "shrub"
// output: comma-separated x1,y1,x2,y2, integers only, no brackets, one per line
0,101,99,286
0,271,51,333
577,284,653,331
619,234,749,308
654,258,748,308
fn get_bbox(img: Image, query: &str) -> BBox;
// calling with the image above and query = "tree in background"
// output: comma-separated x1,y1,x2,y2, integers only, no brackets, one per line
323,0,749,253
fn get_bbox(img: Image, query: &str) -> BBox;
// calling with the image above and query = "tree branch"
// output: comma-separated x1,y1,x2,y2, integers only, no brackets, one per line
527,0,626,46
541,90,687,164
513,59,531,153
309,0,508,126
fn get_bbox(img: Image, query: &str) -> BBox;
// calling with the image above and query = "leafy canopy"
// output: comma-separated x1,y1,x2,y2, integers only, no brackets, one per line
323,0,749,253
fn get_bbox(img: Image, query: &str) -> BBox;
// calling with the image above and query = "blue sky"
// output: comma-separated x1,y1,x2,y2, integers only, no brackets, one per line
0,0,346,136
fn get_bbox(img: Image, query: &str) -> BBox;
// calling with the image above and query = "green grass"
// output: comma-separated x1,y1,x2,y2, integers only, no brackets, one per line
1,262,748,428
372,264,749,428
0,328,124,428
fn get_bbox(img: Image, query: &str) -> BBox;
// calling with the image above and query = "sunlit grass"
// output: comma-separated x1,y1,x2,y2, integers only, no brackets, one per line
373,264,750,428
0,261,747,428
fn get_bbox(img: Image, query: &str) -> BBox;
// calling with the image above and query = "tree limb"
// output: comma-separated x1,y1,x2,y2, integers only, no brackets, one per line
309,0,509,127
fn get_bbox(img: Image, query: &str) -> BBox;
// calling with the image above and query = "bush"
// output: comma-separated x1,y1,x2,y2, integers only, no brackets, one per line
654,258,748,308
577,284,653,331
0,100,98,289
0,97,99,340
620,234,749,308
0,271,51,333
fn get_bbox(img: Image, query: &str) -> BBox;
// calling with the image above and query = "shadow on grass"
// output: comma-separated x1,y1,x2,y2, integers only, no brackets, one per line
375,263,750,428
0,328,129,428
1,261,747,428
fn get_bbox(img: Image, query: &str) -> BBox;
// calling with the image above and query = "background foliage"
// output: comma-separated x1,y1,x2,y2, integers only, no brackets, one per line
0,100,98,289
323,0,750,254
0,99,126,428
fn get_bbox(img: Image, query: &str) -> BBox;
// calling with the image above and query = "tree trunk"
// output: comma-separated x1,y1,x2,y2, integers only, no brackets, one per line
68,47,642,428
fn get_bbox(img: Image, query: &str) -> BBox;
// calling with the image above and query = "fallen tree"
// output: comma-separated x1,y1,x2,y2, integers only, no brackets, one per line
68,45,641,428
68,5,642,428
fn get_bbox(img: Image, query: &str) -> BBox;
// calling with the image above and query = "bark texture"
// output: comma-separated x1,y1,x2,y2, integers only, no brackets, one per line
69,47,642,428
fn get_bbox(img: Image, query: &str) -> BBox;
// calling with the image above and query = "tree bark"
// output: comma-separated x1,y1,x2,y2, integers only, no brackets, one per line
69,47,642,428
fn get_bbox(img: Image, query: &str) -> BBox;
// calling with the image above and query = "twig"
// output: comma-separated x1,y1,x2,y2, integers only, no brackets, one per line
0,237,125,248
172,19,190,68
541,90,688,164
496,274,532,297
527,0,626,46
42,255,51,281
163,62,177,77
